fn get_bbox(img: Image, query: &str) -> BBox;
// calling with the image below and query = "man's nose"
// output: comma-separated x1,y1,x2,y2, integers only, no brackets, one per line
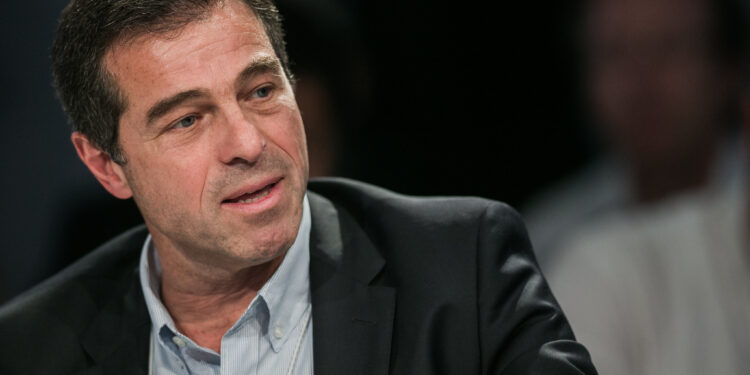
217,107,266,165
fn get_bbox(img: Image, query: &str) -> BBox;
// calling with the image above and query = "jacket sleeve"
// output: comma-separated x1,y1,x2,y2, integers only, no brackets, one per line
476,202,598,374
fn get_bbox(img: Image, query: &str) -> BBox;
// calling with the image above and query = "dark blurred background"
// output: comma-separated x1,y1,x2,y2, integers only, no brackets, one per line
0,0,631,303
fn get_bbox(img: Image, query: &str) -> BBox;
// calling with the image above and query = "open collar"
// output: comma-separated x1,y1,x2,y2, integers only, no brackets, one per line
138,196,313,358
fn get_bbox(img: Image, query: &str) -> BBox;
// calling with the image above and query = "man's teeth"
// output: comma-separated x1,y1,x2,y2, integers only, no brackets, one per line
236,185,272,204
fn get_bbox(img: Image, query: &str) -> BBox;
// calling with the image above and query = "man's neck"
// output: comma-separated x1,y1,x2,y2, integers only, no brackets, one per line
155,245,287,353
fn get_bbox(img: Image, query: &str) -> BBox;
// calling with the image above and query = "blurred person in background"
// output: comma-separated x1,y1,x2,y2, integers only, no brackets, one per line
547,104,750,374
537,0,750,373
523,0,747,269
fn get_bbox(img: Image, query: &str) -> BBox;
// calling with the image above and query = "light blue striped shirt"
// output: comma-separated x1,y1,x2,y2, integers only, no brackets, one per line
139,195,313,375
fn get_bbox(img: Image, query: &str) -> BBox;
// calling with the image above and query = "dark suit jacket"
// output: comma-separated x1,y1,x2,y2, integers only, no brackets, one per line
0,178,596,374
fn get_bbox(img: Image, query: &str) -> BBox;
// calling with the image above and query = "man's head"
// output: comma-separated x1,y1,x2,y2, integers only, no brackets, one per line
52,0,293,164
55,0,309,271
582,0,746,175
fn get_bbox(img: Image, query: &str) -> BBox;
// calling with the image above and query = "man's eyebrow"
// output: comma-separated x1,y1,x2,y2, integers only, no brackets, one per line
144,57,280,125
235,56,283,88
146,89,210,125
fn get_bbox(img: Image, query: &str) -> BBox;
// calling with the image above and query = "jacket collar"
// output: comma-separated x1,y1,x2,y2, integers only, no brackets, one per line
308,192,396,375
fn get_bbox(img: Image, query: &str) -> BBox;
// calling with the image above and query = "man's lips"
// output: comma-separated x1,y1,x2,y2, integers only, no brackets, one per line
222,177,282,204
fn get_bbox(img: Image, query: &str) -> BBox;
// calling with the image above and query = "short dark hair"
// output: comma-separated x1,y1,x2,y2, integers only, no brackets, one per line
52,0,292,163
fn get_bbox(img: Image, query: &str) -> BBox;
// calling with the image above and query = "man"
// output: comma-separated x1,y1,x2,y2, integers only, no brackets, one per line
0,0,596,373
524,0,746,269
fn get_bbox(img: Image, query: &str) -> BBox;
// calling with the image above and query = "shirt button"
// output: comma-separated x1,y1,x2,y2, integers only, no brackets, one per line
273,326,284,339
172,336,187,348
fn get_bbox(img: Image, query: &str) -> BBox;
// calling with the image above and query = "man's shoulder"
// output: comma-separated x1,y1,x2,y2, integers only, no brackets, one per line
0,225,149,373
0,225,148,328
308,179,597,374
307,177,528,272
308,177,519,225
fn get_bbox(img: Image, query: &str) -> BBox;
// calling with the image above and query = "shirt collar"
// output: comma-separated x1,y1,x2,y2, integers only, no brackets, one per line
139,194,312,353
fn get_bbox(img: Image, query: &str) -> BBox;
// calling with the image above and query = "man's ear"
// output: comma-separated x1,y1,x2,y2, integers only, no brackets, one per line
71,132,133,199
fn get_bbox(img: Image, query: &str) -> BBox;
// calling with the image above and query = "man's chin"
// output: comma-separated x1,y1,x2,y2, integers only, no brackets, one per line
213,243,291,277
215,229,297,266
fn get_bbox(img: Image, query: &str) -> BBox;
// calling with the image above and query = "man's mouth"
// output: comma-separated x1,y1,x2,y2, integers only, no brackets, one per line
222,181,279,204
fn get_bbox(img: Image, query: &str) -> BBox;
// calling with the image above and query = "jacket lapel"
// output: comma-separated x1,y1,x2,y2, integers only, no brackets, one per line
80,267,151,375
308,192,396,375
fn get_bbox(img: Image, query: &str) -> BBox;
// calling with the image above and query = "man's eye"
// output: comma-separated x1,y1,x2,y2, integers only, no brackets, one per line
253,86,272,99
174,115,197,129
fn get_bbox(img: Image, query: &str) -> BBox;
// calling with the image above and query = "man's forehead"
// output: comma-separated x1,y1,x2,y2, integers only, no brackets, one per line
101,0,280,128
104,2,273,90
107,1,270,61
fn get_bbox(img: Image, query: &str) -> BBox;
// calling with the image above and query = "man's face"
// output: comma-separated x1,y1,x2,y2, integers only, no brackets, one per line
104,0,309,269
